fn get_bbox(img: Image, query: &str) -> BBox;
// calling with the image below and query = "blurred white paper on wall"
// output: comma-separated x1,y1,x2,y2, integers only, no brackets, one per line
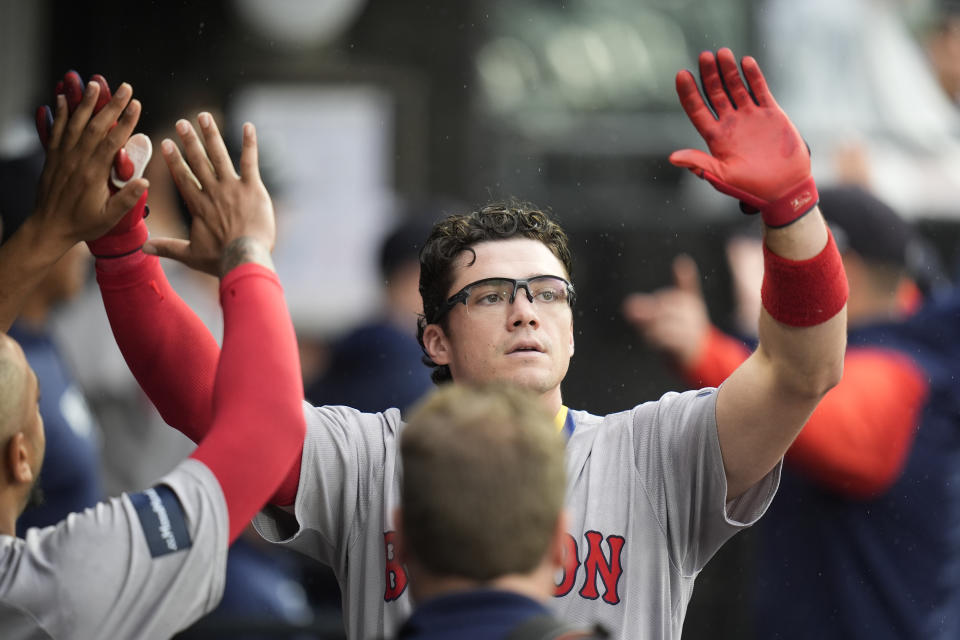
231,85,394,334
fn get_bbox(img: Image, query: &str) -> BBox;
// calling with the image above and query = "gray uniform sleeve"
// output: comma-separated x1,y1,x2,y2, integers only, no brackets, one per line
632,388,780,575
0,458,228,640
252,402,402,567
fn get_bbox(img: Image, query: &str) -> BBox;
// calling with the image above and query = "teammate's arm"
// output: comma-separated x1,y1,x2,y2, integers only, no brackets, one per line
152,115,306,540
785,349,926,498
0,80,146,332
94,115,304,505
670,49,847,500
643,309,922,498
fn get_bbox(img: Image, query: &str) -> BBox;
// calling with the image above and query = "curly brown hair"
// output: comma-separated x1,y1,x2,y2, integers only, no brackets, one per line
416,200,573,384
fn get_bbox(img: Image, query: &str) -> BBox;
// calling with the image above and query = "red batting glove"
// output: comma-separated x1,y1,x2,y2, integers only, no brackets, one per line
36,70,151,257
669,49,818,228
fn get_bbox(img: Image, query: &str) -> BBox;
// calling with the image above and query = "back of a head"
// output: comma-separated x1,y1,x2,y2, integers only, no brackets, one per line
400,383,566,581
416,200,573,384
818,185,916,299
0,336,28,447
818,185,912,270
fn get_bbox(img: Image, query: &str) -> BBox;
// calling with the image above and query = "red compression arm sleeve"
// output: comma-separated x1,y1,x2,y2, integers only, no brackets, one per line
97,253,303,506
97,253,219,440
190,264,306,543
681,326,751,388
785,348,928,499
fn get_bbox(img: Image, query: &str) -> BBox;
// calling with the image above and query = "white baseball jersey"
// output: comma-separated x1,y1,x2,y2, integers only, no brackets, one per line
0,458,228,640
253,389,780,640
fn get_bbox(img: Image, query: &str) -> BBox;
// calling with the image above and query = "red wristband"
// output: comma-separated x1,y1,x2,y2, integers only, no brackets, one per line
761,229,848,327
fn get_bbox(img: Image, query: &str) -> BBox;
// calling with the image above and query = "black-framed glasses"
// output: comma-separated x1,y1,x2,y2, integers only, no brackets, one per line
440,275,575,318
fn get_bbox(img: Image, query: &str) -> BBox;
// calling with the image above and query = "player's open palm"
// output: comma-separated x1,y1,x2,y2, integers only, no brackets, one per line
146,112,275,276
669,48,811,220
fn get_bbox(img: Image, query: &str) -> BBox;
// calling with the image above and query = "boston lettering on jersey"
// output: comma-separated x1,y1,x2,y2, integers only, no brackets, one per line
382,529,626,604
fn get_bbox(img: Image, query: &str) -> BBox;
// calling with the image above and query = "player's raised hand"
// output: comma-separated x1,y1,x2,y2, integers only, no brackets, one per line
36,70,138,183
670,48,817,228
146,113,275,277
622,255,711,367
32,78,148,251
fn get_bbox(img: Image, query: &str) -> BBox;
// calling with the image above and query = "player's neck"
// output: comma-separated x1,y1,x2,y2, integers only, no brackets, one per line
411,569,553,605
0,490,21,537
540,386,563,417
488,564,556,602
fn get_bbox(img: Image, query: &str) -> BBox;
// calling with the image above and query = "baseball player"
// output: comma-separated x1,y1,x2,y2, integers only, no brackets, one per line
94,48,848,638
0,73,306,639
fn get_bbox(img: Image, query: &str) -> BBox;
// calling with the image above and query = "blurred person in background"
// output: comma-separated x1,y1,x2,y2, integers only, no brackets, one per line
758,0,960,219
304,208,437,415
625,185,960,639
0,145,105,536
925,0,960,105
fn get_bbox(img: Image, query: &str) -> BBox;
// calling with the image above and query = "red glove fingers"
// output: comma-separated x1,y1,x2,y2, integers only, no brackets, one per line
35,105,53,149
61,70,85,113
90,74,112,113
670,49,817,228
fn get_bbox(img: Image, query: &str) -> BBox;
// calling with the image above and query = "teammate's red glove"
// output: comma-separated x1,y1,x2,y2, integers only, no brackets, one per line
36,70,152,257
669,48,818,228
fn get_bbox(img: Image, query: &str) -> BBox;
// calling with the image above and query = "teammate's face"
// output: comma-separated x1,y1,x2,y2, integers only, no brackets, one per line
423,238,574,410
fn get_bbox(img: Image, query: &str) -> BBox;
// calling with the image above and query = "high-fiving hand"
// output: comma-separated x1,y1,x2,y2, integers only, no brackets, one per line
144,113,275,277
32,74,147,251
670,48,818,228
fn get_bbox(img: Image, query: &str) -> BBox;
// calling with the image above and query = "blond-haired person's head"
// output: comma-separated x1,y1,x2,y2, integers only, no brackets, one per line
395,382,567,602
0,335,45,535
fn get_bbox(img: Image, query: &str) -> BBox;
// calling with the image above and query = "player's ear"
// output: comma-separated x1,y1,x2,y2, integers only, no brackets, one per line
421,324,451,366
5,432,33,485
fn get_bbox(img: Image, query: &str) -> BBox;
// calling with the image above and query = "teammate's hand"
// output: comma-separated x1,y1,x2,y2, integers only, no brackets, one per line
622,255,711,367
31,78,148,252
670,48,817,228
36,71,140,187
145,113,275,277
37,71,152,257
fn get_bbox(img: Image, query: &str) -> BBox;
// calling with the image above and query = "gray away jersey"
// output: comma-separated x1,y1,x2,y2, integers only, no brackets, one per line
0,458,229,640
253,389,780,640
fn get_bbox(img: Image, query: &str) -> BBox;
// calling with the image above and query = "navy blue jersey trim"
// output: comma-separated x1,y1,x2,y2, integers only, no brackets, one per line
562,411,576,440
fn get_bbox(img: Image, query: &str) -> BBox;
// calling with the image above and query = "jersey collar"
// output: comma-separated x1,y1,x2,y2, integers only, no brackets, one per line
555,406,575,439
